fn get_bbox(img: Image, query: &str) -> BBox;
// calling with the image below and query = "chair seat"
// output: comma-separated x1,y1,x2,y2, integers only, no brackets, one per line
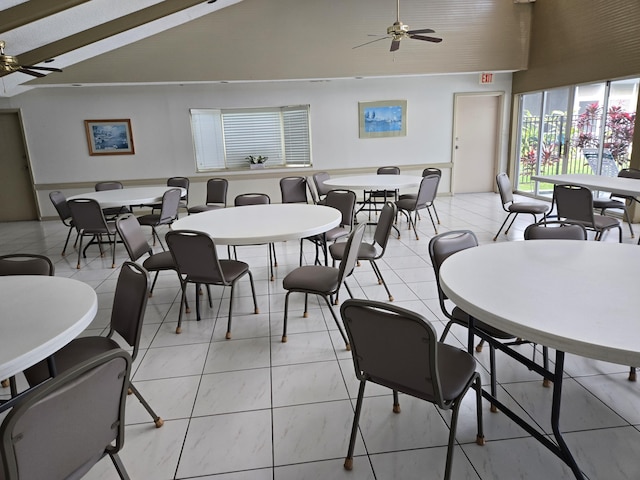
395,198,417,211
437,344,478,401
83,221,117,235
283,265,340,293
142,250,175,271
329,241,378,261
187,204,224,214
593,198,625,209
137,213,161,225
188,259,249,285
593,214,621,229
24,336,119,386
398,193,417,201
507,202,548,214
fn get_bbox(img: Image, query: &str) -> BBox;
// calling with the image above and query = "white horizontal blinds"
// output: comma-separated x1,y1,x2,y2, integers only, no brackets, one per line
190,109,225,170
282,107,311,166
223,109,284,168
191,105,311,171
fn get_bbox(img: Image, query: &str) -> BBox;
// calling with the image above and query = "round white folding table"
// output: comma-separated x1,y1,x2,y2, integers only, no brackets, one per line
171,203,341,246
68,186,184,208
323,174,422,191
439,240,640,479
0,276,98,409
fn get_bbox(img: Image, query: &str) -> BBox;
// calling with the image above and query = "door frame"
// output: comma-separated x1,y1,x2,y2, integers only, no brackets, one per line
451,91,506,194
0,109,40,219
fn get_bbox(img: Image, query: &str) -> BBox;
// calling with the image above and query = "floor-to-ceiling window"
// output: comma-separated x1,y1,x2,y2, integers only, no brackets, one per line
515,78,638,197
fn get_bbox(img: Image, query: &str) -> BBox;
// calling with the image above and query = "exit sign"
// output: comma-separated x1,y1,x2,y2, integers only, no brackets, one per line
480,72,494,84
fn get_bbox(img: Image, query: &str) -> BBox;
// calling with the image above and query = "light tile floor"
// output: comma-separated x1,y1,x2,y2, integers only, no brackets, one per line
2,192,640,479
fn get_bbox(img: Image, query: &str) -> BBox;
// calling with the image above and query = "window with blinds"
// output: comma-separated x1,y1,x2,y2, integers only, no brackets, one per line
190,105,311,171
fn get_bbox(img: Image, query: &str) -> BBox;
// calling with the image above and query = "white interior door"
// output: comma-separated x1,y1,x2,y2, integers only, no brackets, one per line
452,93,502,193
0,111,38,221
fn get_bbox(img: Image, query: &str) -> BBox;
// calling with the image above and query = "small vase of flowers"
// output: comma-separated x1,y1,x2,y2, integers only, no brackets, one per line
246,155,268,169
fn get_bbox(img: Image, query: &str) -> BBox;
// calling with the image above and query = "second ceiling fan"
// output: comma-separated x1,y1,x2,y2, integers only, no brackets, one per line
354,0,442,52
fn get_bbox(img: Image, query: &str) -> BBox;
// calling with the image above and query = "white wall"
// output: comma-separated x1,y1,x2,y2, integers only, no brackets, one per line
6,73,512,216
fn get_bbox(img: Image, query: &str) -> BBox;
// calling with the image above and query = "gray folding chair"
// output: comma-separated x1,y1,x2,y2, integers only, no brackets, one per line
166,229,259,337
23,261,164,428
68,198,118,269
137,187,182,250
116,214,189,312
395,173,440,239
95,181,130,219
340,299,484,480
553,183,622,242
49,191,78,256
493,172,549,241
283,222,366,349
233,193,277,281
0,254,54,395
592,168,640,238
188,177,228,214
1,349,133,480
523,221,588,240
364,166,400,219
312,172,331,205
398,167,442,223
280,176,308,204
301,189,356,266
330,202,397,302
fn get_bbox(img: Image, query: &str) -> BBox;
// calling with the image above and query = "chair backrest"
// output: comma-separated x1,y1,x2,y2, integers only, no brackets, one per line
68,198,110,232
0,254,54,276
377,166,400,175
553,184,595,225
372,202,397,252
0,349,131,480
94,181,123,191
306,176,321,204
158,188,182,223
166,230,228,284
205,178,228,206
49,191,72,224
313,172,331,197
422,167,442,177
109,261,150,360
619,168,640,180
324,189,356,228
496,172,514,207
340,299,449,406
524,221,588,240
280,177,308,204
115,214,153,262
234,193,270,206
415,174,440,208
337,223,367,283
167,176,189,202
428,230,478,303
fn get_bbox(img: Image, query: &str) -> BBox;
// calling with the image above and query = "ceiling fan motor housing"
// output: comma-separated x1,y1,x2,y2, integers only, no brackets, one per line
387,21,409,35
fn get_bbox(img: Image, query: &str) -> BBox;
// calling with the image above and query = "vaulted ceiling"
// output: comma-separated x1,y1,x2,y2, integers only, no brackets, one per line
0,0,532,97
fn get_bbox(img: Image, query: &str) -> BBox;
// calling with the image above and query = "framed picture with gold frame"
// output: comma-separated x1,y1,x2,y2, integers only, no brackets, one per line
84,119,135,155
358,100,407,138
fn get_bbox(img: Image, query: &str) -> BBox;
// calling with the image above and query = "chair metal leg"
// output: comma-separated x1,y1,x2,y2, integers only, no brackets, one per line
282,291,292,342
344,379,367,471
493,212,515,241
175,281,188,334
109,452,131,480
371,260,393,301
321,294,350,350
128,382,164,427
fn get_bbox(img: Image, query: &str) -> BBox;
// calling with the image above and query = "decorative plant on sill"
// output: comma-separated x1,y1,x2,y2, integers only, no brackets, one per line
246,155,268,167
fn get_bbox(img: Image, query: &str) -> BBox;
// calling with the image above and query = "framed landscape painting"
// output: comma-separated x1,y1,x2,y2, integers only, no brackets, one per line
85,119,135,155
358,100,407,138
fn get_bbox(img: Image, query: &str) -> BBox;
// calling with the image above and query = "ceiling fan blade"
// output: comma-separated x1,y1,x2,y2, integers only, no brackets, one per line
353,35,390,49
22,65,63,73
390,39,401,52
409,34,443,43
18,68,45,78
407,28,435,35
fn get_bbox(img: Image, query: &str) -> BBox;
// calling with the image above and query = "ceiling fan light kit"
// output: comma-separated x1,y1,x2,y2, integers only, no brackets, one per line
0,40,62,78
354,0,442,52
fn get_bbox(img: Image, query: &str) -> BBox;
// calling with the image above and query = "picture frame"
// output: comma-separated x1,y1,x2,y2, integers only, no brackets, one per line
84,119,135,155
358,100,407,138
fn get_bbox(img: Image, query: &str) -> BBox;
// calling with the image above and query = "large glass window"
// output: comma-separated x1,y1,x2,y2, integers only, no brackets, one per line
190,105,312,171
515,79,637,196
